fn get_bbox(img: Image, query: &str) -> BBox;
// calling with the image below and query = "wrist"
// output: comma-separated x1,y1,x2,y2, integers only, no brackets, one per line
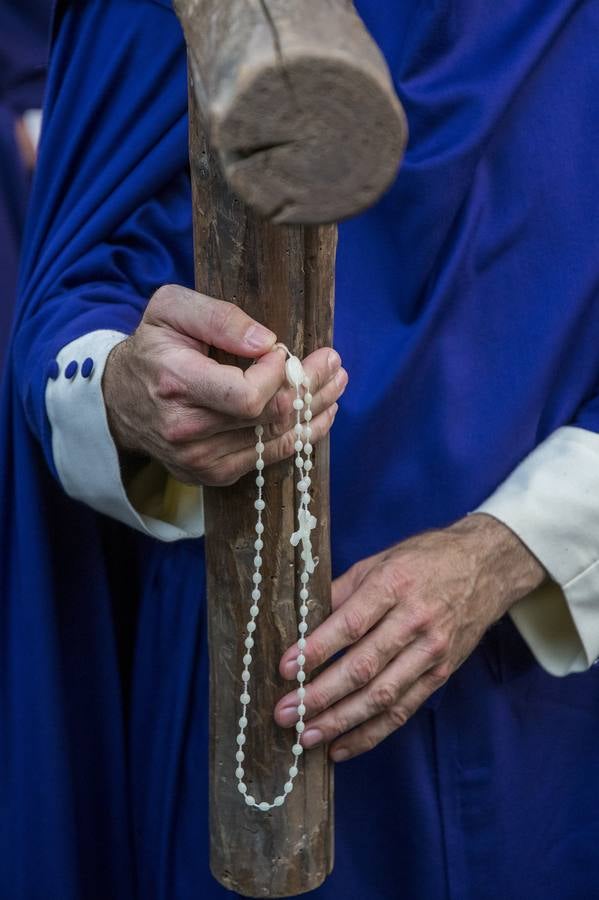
102,338,138,456
450,513,547,618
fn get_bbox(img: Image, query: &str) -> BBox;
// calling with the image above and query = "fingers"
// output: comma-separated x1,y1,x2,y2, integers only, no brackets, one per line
156,348,346,445
148,285,277,358
176,347,287,418
275,609,411,723
279,564,396,676
328,676,439,762
184,403,339,487
186,365,347,456
275,641,444,759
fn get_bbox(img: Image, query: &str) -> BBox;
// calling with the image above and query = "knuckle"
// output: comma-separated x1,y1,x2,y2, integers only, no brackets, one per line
151,283,179,310
357,732,380,754
308,684,330,713
208,299,238,338
348,653,378,689
306,636,327,667
273,390,292,422
429,663,451,687
384,561,413,600
277,429,296,460
241,387,264,420
342,606,367,644
156,369,184,401
327,711,350,739
387,705,409,729
424,632,449,661
160,413,192,445
370,681,397,712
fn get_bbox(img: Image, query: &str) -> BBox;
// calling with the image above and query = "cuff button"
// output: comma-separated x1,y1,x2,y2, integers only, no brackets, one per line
81,357,94,379
47,360,59,381
65,360,78,380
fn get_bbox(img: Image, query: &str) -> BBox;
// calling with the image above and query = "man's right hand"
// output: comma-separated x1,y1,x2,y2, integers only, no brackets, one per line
102,285,347,486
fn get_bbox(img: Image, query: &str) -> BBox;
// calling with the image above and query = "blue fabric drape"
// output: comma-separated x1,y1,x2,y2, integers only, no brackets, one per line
2,1,599,897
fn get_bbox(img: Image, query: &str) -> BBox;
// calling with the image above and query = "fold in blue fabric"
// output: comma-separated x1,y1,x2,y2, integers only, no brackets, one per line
2,1,599,898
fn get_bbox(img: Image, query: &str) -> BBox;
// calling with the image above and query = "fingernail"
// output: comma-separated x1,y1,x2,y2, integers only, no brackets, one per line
302,728,323,748
245,324,276,350
283,658,298,679
328,350,341,372
277,707,298,726
330,403,339,419
331,748,350,762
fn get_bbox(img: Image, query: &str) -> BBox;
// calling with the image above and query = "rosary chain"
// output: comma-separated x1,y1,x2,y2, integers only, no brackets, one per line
235,354,316,811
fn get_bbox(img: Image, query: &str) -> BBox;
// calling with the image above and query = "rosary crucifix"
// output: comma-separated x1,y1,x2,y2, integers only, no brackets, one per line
173,1,407,895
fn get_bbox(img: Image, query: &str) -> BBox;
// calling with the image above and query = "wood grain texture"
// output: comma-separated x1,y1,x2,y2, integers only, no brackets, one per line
188,84,336,897
174,0,408,224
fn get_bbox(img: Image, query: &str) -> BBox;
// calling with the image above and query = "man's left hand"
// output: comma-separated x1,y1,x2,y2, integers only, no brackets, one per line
275,514,545,761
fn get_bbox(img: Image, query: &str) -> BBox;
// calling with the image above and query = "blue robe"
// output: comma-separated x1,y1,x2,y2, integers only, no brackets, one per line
2,1,599,897
0,1,51,371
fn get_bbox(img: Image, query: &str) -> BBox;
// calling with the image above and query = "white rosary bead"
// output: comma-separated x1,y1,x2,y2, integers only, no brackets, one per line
236,351,320,812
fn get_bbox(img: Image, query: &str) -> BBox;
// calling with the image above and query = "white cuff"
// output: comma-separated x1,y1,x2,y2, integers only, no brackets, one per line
45,330,204,542
477,426,599,676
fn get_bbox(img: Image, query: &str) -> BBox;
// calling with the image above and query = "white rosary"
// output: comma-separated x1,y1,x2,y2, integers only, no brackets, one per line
235,347,318,812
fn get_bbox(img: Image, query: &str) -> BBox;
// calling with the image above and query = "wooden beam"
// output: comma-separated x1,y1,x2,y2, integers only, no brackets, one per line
189,101,336,897
174,1,407,894
175,0,407,224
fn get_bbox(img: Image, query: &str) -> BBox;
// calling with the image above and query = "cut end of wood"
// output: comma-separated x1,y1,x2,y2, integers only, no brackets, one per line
210,55,408,224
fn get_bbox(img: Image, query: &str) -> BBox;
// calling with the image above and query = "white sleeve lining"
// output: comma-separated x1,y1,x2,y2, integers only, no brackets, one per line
476,425,599,676
45,330,204,542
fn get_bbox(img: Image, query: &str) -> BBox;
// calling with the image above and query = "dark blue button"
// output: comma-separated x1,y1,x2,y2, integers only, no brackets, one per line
46,360,59,381
81,357,94,378
64,360,78,380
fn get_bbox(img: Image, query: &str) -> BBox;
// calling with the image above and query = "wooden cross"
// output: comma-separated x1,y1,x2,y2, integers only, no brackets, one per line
173,2,407,895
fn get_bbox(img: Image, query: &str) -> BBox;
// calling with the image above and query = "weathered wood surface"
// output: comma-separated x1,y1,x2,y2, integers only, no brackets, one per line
175,0,408,224
189,86,336,896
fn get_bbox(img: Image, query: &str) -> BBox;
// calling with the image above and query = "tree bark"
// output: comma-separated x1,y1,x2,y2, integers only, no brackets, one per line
175,0,408,224
188,86,336,896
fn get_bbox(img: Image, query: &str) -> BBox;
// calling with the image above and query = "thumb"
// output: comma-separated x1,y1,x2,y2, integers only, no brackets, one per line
148,284,277,357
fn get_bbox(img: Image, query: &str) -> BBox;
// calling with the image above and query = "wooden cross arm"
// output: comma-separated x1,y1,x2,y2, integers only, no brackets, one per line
174,0,408,224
